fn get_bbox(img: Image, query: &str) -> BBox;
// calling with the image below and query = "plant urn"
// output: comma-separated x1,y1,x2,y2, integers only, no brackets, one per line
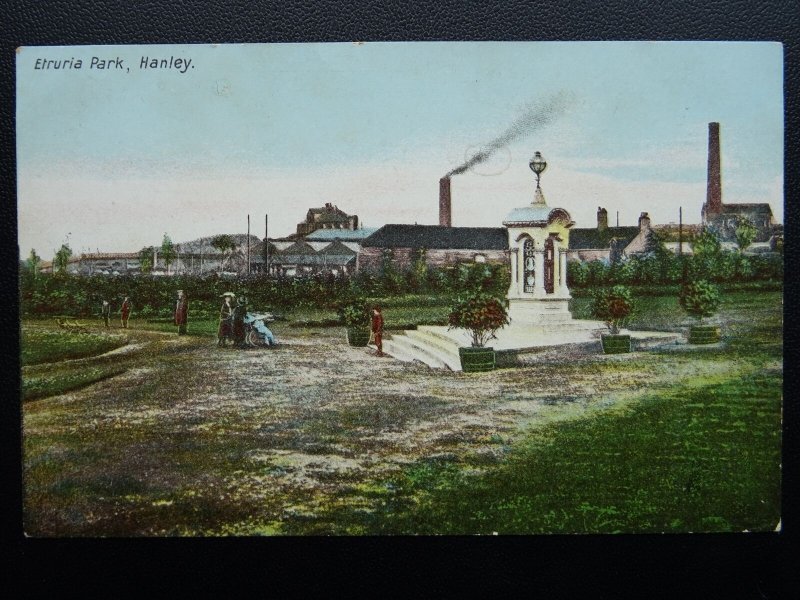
601,334,631,354
688,325,721,345
346,327,371,347
459,346,496,372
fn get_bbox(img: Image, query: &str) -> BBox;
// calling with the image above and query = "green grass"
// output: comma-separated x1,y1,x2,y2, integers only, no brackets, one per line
22,290,783,535
21,328,128,366
339,372,781,534
280,290,783,535
136,318,220,336
23,364,128,401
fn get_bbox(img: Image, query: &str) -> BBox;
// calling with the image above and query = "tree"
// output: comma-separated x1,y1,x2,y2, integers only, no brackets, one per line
691,227,722,257
26,249,41,278
590,285,635,335
53,244,72,273
448,293,509,348
161,234,177,275
679,280,721,323
138,246,154,274
689,227,723,281
211,234,236,273
734,217,758,253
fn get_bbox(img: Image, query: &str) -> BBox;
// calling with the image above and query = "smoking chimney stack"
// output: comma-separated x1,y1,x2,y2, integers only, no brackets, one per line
439,176,452,227
706,122,722,215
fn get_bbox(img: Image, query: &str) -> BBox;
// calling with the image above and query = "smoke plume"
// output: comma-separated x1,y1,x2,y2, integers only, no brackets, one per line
446,90,572,177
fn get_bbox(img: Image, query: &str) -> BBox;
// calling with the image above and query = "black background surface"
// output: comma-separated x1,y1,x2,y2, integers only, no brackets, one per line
2,1,798,596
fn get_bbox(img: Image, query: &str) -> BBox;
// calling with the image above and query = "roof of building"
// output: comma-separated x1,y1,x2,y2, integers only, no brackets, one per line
305,228,379,241
503,205,573,226
277,241,317,256
568,226,640,250
317,254,356,266
318,240,357,257
362,224,508,250
718,203,774,216
651,224,703,242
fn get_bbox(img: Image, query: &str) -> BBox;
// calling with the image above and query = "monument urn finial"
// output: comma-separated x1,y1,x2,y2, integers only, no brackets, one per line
529,151,547,205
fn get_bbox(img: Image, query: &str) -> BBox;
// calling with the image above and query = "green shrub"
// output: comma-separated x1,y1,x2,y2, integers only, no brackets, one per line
337,300,370,327
448,293,509,348
590,285,635,334
679,280,721,322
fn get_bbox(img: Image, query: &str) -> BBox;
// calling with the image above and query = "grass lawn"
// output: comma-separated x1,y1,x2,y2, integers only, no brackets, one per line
281,290,784,534
322,370,781,534
21,326,128,366
21,289,783,535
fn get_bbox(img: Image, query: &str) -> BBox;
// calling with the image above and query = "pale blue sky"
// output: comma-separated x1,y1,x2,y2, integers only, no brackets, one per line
17,42,783,256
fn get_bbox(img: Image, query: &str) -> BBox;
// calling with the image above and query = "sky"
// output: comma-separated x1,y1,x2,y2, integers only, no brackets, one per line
16,42,783,258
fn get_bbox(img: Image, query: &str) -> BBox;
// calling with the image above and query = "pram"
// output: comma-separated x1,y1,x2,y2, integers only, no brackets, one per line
243,312,278,347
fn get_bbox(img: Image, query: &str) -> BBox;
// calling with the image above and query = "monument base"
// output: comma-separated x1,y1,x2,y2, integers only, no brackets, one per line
507,296,573,327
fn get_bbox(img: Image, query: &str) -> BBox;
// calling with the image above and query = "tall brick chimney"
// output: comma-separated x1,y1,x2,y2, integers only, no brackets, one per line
597,207,608,232
706,122,722,215
439,176,452,227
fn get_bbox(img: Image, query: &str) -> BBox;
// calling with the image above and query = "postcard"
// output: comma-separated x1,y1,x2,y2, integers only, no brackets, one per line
17,42,783,536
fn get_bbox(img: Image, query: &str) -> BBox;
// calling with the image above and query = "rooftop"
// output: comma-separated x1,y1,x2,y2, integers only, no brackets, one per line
306,228,378,241
568,226,640,250
362,224,507,250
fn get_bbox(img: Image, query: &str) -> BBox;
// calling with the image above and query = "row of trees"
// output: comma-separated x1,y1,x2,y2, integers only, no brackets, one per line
18,261,510,318
26,233,241,277
567,229,782,289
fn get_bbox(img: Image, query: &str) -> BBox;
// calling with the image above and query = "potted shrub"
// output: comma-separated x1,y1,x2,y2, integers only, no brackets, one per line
679,280,721,344
338,300,371,347
448,294,509,372
590,285,635,354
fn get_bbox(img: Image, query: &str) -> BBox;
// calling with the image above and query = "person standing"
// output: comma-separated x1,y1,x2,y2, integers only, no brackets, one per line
101,300,111,327
175,289,189,335
232,296,248,348
217,292,235,347
120,296,131,329
371,305,384,357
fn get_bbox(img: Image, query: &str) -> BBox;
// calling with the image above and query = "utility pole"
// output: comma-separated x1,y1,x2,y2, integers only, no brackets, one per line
247,214,251,275
678,206,683,256
265,214,269,276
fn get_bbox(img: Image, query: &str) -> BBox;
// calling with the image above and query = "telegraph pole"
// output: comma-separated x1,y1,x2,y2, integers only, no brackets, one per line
247,214,251,275
265,214,269,276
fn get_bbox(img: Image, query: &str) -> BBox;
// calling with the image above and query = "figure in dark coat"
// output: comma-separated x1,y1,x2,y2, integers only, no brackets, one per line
217,293,234,347
175,290,189,335
101,300,111,327
371,306,384,357
232,296,248,347
120,297,131,329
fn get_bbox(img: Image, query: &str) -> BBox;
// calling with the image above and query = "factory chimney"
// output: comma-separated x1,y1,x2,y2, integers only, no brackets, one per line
597,207,608,232
439,176,452,227
706,122,722,215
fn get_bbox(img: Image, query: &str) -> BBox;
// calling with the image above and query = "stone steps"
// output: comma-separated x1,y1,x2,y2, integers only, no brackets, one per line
384,332,459,371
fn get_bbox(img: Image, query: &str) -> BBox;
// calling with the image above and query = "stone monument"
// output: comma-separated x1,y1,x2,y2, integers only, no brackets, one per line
503,152,575,326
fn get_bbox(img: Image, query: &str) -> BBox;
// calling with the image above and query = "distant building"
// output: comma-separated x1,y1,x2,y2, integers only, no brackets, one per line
701,122,780,245
357,224,507,272
566,207,653,263
295,202,359,236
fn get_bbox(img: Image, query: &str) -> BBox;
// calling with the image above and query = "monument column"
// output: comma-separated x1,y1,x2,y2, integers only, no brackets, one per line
533,249,545,297
559,248,570,296
509,246,518,297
